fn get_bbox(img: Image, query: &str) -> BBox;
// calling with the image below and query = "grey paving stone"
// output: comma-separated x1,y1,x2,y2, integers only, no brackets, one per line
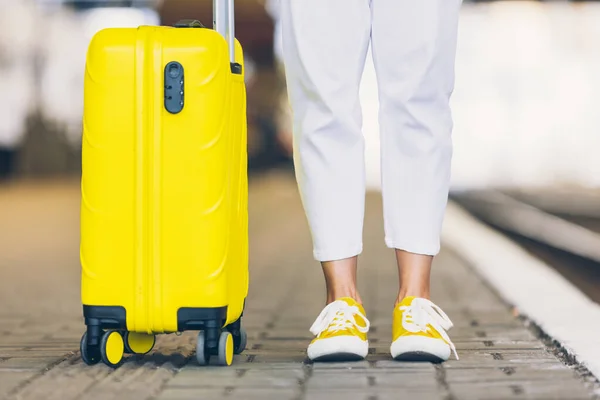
448,380,594,400
369,371,438,388
248,340,311,352
311,360,371,370
167,368,305,390
306,374,371,389
373,361,437,371
80,362,179,400
240,368,304,381
9,359,113,400
0,348,27,358
0,371,36,398
375,390,446,400
453,339,545,351
247,353,308,364
6,350,77,360
226,388,301,400
364,354,396,363
168,368,239,387
155,388,226,400
303,391,376,400
444,366,580,383
241,347,307,356
262,330,314,340
448,327,537,342
443,349,558,370
303,388,443,400
0,357,61,371
230,362,306,371
463,313,523,327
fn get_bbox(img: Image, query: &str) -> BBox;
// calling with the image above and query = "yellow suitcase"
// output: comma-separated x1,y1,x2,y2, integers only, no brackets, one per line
79,2,248,368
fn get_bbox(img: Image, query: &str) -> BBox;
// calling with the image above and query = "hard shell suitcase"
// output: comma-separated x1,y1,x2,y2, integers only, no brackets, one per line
79,0,248,368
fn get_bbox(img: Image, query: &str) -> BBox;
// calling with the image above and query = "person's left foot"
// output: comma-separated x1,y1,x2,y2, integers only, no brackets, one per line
390,296,458,362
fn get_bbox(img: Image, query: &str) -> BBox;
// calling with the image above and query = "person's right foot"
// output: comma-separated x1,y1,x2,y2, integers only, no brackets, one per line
307,297,369,362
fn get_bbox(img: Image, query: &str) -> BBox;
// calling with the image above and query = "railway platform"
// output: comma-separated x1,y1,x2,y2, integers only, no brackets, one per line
0,171,598,400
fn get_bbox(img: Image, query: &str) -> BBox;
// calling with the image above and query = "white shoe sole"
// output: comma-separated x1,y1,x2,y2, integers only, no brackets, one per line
307,336,369,362
390,335,451,362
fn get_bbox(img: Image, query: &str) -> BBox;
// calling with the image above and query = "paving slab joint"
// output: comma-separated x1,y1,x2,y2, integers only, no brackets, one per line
294,363,312,400
434,364,456,400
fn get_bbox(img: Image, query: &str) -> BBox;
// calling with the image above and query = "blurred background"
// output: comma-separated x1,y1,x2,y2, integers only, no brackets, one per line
0,0,598,190
0,0,291,181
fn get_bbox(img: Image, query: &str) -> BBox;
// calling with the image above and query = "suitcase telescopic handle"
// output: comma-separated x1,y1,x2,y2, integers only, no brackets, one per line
213,0,236,66
175,1,240,73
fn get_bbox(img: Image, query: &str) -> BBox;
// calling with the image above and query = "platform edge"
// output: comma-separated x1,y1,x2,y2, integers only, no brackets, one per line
442,200,600,383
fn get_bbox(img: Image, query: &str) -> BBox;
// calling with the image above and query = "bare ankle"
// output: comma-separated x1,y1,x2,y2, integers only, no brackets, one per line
322,256,361,305
394,249,432,307
327,290,362,305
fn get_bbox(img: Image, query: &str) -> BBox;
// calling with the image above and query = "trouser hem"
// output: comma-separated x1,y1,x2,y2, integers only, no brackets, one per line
385,238,440,257
313,244,363,262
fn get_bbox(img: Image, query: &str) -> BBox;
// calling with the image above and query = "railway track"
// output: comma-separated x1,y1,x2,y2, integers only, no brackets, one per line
451,189,600,304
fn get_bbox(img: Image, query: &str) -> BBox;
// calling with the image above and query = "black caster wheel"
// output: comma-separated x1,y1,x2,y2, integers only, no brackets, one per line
123,331,132,354
217,331,234,366
123,332,155,355
80,332,101,365
100,330,125,368
234,327,247,355
196,331,210,366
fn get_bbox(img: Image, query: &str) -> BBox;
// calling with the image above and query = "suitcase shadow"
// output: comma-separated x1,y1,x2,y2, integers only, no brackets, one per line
124,352,189,368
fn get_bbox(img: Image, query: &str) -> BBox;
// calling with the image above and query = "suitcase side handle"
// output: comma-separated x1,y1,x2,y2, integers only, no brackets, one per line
173,19,206,28
213,0,241,74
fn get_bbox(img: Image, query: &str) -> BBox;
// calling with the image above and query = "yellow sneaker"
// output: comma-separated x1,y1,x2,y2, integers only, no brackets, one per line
391,296,458,362
307,297,370,361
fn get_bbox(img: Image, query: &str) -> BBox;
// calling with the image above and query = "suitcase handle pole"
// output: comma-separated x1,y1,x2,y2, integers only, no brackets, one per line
213,0,236,65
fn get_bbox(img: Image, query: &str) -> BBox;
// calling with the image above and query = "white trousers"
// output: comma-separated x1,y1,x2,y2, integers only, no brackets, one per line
281,0,462,261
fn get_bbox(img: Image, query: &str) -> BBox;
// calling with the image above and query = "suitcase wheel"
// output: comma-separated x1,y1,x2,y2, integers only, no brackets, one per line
100,330,125,368
233,327,247,355
217,331,234,366
196,331,210,366
80,332,101,365
123,332,155,355
196,330,234,366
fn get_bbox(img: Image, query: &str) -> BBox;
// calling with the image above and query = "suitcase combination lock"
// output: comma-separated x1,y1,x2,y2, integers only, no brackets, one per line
164,19,206,114
164,61,184,114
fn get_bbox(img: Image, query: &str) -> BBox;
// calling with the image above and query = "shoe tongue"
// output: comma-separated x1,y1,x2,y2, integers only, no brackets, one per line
400,296,417,307
337,297,364,313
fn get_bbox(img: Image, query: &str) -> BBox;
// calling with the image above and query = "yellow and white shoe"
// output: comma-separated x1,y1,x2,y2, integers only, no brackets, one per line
391,296,458,362
307,297,370,362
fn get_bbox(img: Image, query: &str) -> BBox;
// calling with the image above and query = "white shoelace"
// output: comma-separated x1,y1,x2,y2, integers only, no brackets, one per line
400,298,459,360
309,300,370,337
